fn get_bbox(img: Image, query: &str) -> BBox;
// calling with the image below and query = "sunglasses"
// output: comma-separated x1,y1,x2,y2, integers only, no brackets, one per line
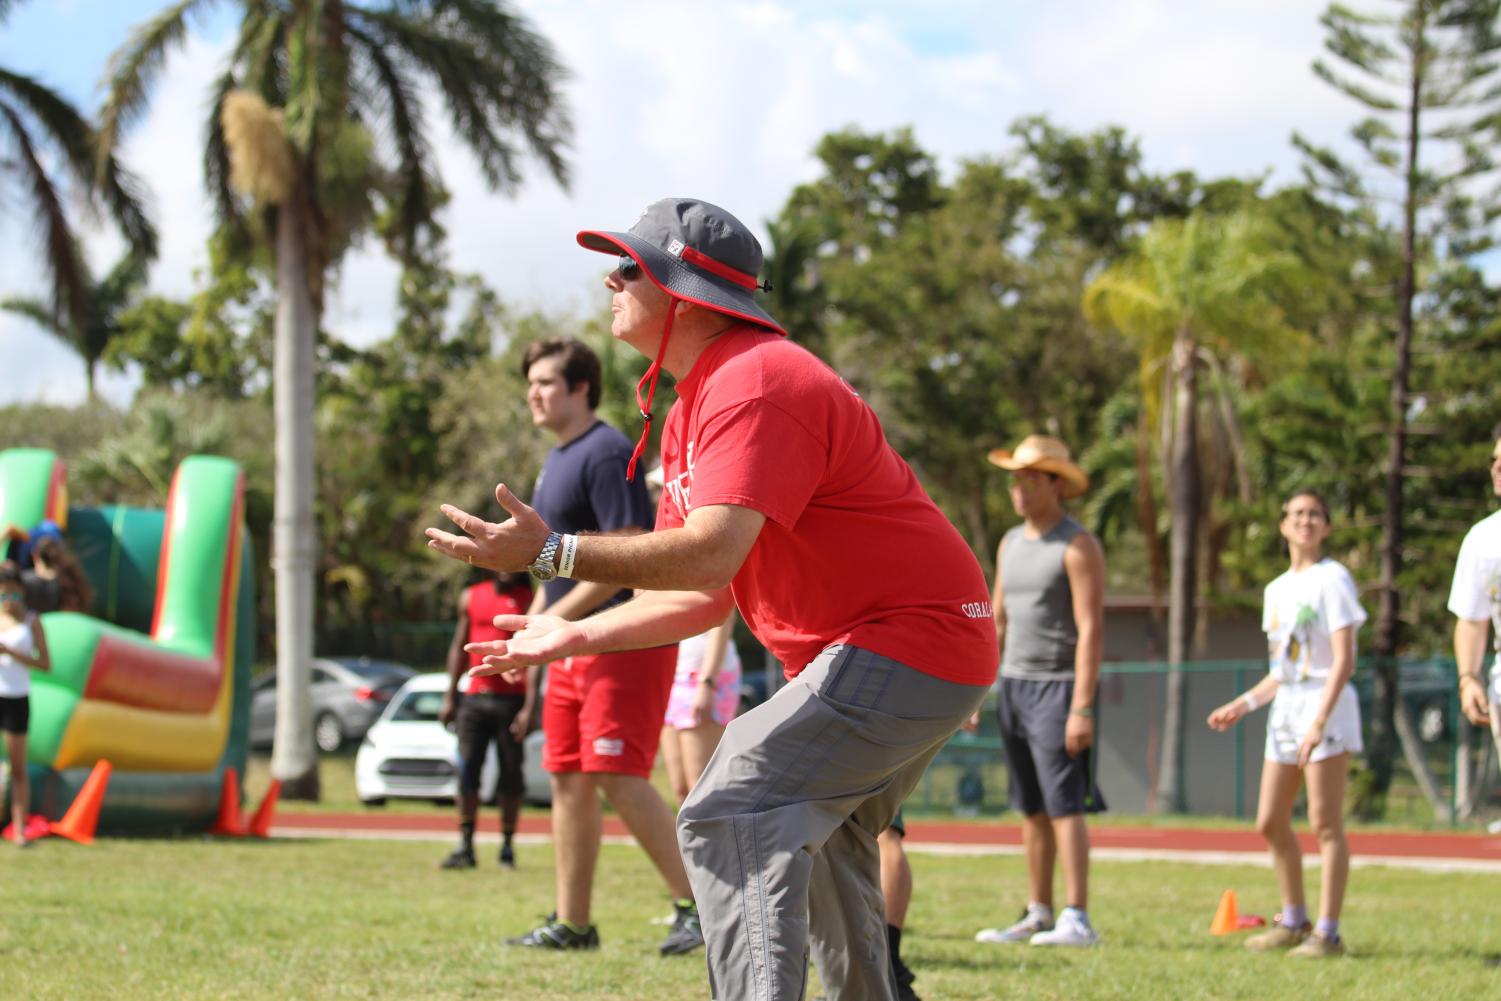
0,590,23,602
616,255,641,281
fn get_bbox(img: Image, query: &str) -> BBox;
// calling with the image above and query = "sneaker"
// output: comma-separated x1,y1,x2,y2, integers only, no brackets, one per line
976,907,1054,944
659,902,705,956
505,919,600,950
439,846,476,870
892,955,921,1001
1029,908,1098,948
1245,917,1312,952
1288,932,1345,958
498,843,516,869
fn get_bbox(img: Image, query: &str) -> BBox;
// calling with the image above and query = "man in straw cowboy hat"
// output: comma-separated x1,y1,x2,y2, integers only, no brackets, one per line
974,434,1108,948
425,197,997,1001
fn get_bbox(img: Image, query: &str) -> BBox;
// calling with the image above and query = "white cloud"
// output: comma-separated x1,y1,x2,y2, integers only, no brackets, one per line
2,0,1353,406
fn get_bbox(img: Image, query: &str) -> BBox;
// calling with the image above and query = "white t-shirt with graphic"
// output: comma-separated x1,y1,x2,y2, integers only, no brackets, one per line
1447,508,1501,700
1263,559,1366,685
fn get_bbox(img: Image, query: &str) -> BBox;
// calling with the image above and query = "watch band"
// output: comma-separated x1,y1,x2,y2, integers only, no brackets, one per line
528,532,563,581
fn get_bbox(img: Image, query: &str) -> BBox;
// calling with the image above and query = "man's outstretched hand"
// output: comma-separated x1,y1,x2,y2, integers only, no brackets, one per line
465,613,585,681
425,484,551,572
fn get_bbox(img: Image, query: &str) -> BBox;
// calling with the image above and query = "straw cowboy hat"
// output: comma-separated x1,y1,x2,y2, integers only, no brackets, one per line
987,434,1090,499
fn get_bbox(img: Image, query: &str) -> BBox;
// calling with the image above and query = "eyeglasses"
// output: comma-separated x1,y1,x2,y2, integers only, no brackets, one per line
616,255,641,281
0,590,22,602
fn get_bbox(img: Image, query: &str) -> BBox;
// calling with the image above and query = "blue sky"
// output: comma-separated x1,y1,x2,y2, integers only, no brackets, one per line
1,0,1372,406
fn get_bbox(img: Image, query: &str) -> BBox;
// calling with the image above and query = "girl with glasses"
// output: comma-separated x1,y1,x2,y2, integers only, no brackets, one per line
0,562,52,846
1207,489,1365,958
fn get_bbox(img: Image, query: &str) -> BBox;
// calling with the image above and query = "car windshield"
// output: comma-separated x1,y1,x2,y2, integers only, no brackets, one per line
388,690,445,723
329,659,413,682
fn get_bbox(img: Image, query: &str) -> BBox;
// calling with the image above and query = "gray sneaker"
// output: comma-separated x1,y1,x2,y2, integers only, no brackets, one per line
658,902,704,956
976,906,1054,944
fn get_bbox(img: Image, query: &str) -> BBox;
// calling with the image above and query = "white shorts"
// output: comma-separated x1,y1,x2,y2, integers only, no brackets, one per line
1265,682,1362,766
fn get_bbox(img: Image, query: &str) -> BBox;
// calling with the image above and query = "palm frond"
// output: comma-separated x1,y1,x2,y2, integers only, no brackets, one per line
347,22,432,259
0,295,64,338
0,67,94,182
98,0,220,167
0,98,90,332
350,3,570,192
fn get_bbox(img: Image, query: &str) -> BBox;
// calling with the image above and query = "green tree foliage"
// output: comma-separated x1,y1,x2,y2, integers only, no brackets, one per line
1297,0,1501,806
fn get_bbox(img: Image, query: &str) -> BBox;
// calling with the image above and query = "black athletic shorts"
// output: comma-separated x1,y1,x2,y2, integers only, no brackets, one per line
996,677,1106,818
455,693,526,797
0,695,29,735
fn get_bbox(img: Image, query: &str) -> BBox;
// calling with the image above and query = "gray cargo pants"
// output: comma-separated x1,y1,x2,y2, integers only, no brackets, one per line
677,644,988,1001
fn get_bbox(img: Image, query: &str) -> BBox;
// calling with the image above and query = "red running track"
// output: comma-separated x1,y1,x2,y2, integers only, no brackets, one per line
274,812,1501,862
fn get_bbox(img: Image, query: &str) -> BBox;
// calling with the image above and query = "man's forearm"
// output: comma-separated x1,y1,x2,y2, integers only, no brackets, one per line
1455,618,1489,680
543,579,629,622
1072,623,1102,709
568,587,736,656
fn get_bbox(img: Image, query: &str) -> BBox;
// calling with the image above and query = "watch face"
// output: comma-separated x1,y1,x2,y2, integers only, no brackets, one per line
532,566,557,582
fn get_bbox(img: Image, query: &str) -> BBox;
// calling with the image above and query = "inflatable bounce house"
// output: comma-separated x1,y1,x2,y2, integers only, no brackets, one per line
0,447,253,833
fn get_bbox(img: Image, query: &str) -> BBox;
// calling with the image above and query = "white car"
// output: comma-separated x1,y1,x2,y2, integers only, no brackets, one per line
354,673,550,806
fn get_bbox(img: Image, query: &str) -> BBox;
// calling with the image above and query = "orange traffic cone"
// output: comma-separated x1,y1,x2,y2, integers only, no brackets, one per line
1209,889,1240,935
246,779,281,839
209,766,246,836
49,759,112,844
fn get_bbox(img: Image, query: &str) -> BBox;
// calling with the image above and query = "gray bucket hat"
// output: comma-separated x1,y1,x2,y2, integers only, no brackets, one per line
577,197,786,335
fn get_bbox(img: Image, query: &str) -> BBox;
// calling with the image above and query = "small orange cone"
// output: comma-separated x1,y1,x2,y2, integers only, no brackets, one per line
209,766,246,836
246,779,281,839
49,759,112,844
1209,889,1240,935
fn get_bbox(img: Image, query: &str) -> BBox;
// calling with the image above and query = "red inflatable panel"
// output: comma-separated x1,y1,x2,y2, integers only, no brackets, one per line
80,632,222,714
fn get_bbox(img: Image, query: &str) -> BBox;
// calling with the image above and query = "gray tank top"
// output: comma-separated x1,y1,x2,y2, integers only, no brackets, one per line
999,516,1084,680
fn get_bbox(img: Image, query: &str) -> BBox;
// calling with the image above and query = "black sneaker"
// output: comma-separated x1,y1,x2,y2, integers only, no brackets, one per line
506,919,600,950
893,956,920,1001
658,902,704,956
439,846,476,870
499,843,516,869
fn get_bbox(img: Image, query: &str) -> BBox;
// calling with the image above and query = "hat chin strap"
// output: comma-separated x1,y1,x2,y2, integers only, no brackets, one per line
626,297,677,482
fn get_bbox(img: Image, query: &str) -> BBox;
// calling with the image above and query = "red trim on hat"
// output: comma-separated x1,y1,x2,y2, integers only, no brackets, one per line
680,246,758,289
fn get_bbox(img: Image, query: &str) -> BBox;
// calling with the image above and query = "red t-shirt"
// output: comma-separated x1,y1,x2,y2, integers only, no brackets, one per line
655,327,999,686
465,582,532,695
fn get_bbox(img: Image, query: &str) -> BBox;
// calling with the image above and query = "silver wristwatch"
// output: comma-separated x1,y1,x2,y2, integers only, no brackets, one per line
528,531,564,581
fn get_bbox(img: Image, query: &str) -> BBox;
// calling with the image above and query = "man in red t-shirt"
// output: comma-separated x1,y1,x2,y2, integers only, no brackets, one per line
427,198,998,1001
438,570,533,870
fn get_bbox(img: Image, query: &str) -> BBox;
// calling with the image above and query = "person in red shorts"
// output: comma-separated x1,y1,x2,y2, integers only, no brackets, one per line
438,569,534,870
428,199,998,1001
495,338,700,956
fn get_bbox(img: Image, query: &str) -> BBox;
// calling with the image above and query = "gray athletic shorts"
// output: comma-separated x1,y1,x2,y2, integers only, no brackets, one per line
996,676,1106,818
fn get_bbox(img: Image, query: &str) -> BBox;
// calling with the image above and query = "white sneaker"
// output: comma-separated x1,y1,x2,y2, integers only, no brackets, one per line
1029,908,1098,947
976,907,1054,944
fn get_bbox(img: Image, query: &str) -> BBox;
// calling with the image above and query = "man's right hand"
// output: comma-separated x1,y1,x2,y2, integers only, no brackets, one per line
467,613,584,676
438,693,458,728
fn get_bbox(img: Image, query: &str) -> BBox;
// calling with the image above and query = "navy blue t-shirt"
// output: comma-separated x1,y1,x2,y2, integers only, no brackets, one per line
531,420,655,608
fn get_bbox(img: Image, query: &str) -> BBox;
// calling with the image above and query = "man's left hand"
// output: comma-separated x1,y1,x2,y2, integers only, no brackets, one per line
1064,713,1094,757
425,483,551,572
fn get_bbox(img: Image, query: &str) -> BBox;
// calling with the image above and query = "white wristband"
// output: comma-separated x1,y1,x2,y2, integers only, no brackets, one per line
1240,692,1262,712
556,534,579,579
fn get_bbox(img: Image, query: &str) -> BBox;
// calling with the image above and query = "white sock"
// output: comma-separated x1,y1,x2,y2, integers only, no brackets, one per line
1028,902,1054,922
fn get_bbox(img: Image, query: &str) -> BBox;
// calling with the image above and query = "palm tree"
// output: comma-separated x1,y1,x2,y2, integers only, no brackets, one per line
98,0,571,798
1084,211,1296,813
0,1,155,356
1,254,149,400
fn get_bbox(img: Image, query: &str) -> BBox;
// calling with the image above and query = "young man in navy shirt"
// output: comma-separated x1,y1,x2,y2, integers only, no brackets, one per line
504,338,701,955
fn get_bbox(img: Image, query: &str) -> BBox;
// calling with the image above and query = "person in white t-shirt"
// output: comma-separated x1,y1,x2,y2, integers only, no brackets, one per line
0,562,52,847
1208,489,1365,959
1449,424,1501,828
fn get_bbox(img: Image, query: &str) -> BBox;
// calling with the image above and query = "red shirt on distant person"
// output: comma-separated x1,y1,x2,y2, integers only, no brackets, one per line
464,580,532,695
655,326,999,686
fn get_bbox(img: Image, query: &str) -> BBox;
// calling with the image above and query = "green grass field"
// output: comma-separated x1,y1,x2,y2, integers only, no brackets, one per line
7,825,1499,1000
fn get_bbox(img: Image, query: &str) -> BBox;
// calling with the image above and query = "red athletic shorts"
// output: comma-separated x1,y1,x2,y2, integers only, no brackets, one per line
541,645,677,777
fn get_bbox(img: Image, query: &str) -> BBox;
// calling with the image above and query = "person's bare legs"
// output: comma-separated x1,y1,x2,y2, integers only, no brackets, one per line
1053,813,1089,909
677,722,726,800
1255,761,1306,912
6,732,27,845
595,772,693,899
1305,753,1350,923
1021,812,1056,907
878,828,911,928
659,726,688,804
551,770,603,925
